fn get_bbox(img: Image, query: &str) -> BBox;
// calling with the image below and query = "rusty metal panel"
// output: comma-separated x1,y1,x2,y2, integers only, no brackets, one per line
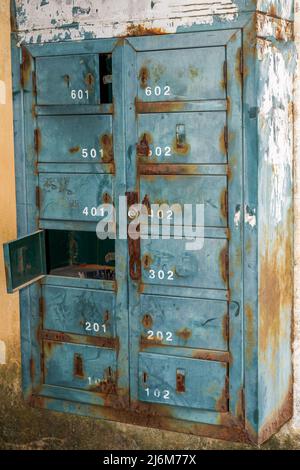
137,47,225,101
139,352,228,411
137,112,227,164
36,54,100,105
140,174,227,227
37,115,113,164
141,237,228,290
256,35,295,442
139,295,228,351
38,173,112,222
42,285,115,338
43,341,117,393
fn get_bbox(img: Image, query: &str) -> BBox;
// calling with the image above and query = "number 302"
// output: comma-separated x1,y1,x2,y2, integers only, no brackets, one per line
149,269,174,280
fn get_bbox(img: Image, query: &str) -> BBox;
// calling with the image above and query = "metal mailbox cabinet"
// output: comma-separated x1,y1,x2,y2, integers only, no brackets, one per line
3,4,295,444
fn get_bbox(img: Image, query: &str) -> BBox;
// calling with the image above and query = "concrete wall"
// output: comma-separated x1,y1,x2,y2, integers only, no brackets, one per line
0,0,299,449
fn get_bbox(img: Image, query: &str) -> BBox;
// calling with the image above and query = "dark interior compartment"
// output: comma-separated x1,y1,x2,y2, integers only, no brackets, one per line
100,53,112,104
45,229,115,280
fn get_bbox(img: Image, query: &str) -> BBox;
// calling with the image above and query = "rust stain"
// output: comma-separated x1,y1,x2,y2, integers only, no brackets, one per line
74,353,84,378
142,194,151,215
126,191,142,281
43,339,62,357
34,128,41,155
176,371,185,393
216,373,229,412
138,66,149,89
32,103,37,119
142,314,153,329
227,96,231,116
30,393,251,443
172,138,190,156
175,327,191,341
222,315,229,344
142,253,153,269
89,367,117,396
235,47,242,87
259,212,293,366
139,163,198,176
137,132,152,157
127,24,166,37
268,3,277,18
29,357,35,382
235,387,245,424
191,349,230,363
220,61,226,91
41,330,119,352
27,395,46,409
85,72,95,89
219,127,227,155
245,304,255,366
258,378,293,444
69,146,80,154
135,98,185,114
102,192,112,204
219,246,229,287
100,133,114,162
20,47,31,88
220,188,228,221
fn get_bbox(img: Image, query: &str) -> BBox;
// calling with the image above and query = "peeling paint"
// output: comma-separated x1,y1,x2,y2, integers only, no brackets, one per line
13,0,239,44
257,38,295,225
234,205,241,227
245,205,256,228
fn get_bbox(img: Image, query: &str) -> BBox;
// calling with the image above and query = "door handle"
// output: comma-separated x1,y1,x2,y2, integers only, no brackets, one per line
126,191,141,281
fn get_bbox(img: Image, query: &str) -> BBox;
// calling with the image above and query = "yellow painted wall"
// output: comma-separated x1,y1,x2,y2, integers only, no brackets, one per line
0,0,19,366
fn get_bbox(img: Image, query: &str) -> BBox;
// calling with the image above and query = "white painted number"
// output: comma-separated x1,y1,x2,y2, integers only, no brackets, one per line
149,208,173,219
88,376,102,385
71,89,89,100
82,206,105,217
148,269,174,280
145,387,170,400
147,330,173,342
145,85,171,97
85,321,107,333
82,148,102,159
147,146,172,158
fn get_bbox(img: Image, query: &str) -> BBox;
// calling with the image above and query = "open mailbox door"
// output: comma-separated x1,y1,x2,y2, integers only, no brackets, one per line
3,230,46,293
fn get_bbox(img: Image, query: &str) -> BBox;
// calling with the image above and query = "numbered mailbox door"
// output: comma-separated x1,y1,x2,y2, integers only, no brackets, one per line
3,230,47,293
38,173,113,222
36,54,100,105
